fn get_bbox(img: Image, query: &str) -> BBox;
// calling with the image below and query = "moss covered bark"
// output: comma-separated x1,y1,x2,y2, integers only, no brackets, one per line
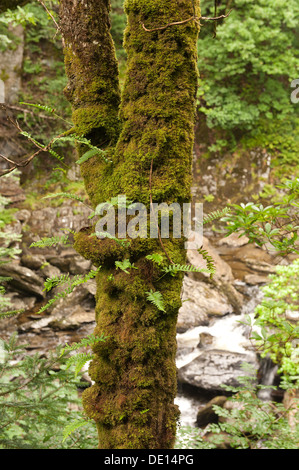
60,0,200,449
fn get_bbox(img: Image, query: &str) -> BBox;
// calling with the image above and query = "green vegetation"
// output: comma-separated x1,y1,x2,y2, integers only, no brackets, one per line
0,0,298,450
0,333,99,449
197,0,299,173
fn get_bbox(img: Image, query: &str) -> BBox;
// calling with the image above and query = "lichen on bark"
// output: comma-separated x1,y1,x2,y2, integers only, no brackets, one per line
60,0,200,449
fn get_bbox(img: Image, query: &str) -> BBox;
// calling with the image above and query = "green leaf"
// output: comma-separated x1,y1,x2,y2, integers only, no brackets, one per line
62,419,91,442
146,290,166,312
115,259,137,274
76,148,101,165
251,331,262,341
145,253,164,265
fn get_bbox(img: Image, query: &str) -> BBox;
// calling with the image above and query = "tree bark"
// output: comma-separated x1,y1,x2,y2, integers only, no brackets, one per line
60,0,200,449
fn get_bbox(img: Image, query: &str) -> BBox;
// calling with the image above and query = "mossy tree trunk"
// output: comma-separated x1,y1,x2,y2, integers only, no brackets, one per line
59,0,200,449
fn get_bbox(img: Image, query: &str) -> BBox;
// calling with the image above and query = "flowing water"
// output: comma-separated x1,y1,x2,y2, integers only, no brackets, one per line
174,283,278,426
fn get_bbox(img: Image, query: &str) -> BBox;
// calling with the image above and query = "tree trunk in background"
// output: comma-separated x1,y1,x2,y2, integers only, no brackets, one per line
59,0,200,449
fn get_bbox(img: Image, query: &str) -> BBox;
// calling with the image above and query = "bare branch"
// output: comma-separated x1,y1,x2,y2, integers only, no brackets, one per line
140,9,232,33
36,0,63,45
0,111,70,177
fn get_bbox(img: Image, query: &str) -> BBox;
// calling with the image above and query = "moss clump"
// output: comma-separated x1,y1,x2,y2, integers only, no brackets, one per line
73,228,126,267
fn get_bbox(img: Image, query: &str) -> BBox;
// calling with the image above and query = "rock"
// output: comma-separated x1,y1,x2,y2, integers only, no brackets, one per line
217,233,249,248
18,282,96,333
0,261,45,298
0,24,24,105
219,398,246,425
69,256,92,275
39,263,61,279
245,258,276,274
45,284,95,329
216,280,244,314
46,250,91,273
187,236,234,284
285,310,299,322
244,274,269,285
29,208,59,237
50,307,95,330
18,316,53,332
28,202,91,239
197,332,214,349
187,236,244,313
283,389,299,432
21,254,47,270
177,276,233,331
6,292,36,312
196,396,227,428
0,174,26,204
178,349,258,393
15,209,31,224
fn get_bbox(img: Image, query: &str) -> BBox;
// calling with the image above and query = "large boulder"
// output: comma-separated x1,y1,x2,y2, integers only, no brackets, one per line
196,396,227,428
177,276,233,331
186,236,244,313
0,261,45,298
178,349,259,393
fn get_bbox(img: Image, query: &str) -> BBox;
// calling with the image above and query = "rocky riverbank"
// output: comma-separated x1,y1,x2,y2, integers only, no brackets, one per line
0,171,289,429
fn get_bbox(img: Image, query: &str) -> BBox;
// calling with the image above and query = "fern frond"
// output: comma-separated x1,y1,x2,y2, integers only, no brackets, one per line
43,273,70,292
115,259,138,274
76,148,108,165
30,235,70,248
20,101,73,125
43,192,87,205
203,207,231,225
62,418,91,443
20,102,56,114
197,247,216,278
70,268,100,287
146,290,166,312
146,253,164,266
47,147,64,162
65,352,94,377
37,287,74,314
0,309,24,319
60,334,106,357
52,135,110,164
162,264,211,276
38,268,101,314
20,130,43,148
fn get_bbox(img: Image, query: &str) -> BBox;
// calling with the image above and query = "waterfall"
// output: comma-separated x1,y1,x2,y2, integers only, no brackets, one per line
257,356,279,401
175,281,270,426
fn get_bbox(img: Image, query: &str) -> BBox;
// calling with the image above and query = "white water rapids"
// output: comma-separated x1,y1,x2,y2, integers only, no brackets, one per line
174,284,266,427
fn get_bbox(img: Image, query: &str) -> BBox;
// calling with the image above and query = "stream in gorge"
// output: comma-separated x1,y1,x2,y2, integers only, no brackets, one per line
174,284,278,428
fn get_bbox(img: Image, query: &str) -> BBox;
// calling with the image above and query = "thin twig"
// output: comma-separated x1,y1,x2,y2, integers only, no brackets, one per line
149,159,174,264
201,10,233,21
0,114,70,176
141,10,232,33
36,0,64,45
141,16,196,32
4,104,57,121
